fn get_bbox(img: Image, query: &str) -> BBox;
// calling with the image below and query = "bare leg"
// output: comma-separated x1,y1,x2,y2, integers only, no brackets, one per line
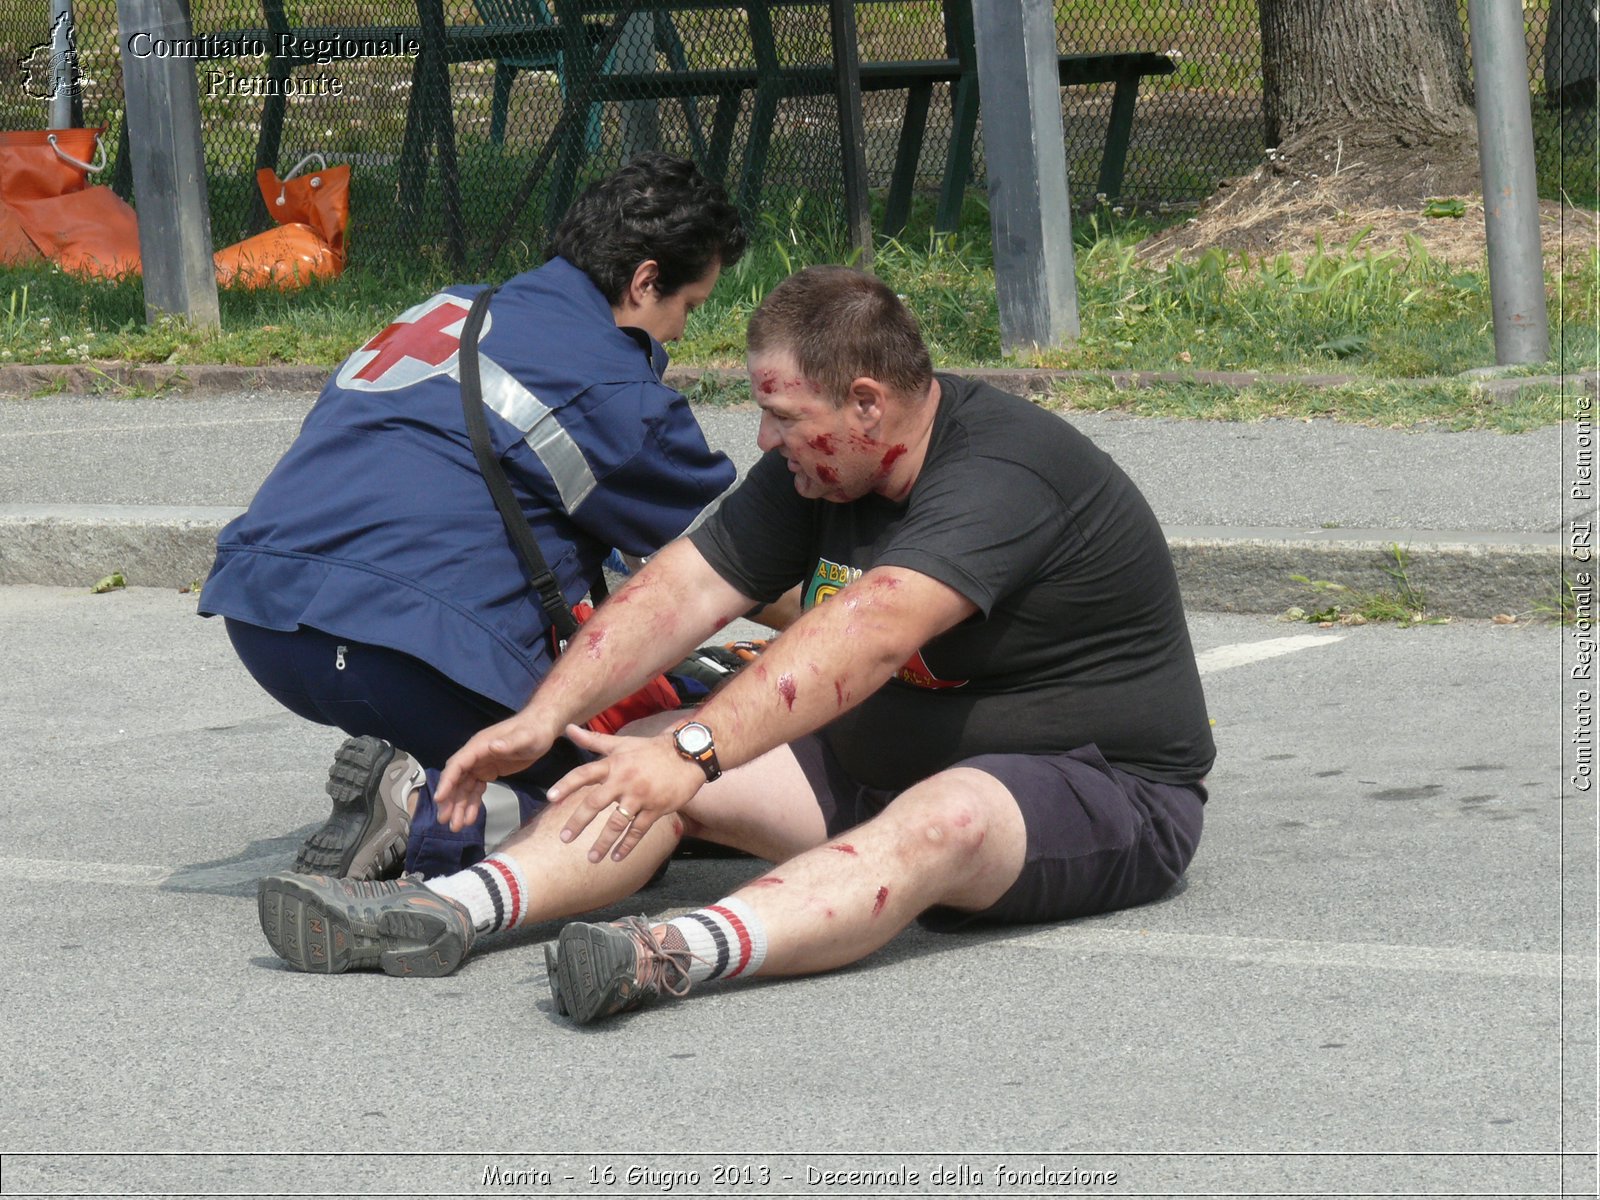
491,726,830,926
680,767,1029,977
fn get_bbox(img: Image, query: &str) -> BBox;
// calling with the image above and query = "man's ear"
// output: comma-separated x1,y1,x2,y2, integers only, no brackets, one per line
625,259,662,307
848,376,890,428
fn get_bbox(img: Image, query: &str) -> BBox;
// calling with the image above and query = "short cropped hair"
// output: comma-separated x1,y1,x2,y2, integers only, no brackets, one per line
746,266,934,403
547,153,748,303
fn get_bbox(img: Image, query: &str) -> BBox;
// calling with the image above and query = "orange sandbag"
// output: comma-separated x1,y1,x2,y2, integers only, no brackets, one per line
9,187,141,277
214,223,341,288
0,128,141,278
214,162,350,288
0,202,43,266
0,128,101,203
260,164,348,264
0,130,351,286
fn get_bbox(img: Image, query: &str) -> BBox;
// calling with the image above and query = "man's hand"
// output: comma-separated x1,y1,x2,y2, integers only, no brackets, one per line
548,724,706,863
435,715,558,832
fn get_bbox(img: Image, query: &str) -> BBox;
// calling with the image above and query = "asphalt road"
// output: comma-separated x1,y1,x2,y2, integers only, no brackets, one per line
1,584,1591,1197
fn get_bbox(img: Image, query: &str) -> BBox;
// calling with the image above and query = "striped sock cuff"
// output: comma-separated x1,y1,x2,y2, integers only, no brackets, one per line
670,895,768,984
430,852,527,934
477,853,527,931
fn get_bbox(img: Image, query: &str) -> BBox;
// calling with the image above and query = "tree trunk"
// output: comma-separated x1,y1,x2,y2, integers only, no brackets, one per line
1260,0,1475,150
1257,0,1480,202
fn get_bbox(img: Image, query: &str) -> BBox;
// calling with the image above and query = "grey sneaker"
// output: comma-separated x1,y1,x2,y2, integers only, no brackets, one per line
257,873,475,977
292,736,420,880
547,916,693,1024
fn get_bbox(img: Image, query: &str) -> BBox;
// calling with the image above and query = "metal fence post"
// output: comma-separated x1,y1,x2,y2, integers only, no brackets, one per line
828,0,872,268
48,0,80,129
115,0,221,328
1466,0,1551,365
972,0,1078,351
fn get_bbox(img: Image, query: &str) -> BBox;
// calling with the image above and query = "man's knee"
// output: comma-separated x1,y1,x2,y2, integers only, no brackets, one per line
879,768,1024,865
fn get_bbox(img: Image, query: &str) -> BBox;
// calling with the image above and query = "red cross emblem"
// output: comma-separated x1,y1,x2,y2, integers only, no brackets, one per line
336,293,483,392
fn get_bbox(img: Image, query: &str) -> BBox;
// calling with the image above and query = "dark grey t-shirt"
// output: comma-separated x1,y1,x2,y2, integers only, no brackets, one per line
690,374,1215,790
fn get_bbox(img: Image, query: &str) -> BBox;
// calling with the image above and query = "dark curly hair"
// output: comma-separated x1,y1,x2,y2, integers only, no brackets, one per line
546,153,748,304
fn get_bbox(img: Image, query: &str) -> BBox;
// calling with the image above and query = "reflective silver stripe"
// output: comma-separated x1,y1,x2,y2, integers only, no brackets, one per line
475,353,598,513
481,782,522,851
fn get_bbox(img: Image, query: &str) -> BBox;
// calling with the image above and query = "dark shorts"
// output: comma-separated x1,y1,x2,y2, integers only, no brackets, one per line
790,735,1205,930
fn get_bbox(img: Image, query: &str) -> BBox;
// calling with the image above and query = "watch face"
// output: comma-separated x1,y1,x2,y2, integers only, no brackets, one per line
677,723,713,755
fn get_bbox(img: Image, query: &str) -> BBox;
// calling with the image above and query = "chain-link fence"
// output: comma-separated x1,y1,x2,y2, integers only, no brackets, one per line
0,1,1591,276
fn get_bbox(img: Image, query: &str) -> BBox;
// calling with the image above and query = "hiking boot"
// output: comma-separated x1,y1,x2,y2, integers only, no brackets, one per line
544,942,568,1017
548,915,693,1024
257,873,475,977
292,736,420,880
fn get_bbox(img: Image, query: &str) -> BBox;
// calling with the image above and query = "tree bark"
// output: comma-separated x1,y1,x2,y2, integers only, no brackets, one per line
1254,0,1482,203
1260,0,1475,150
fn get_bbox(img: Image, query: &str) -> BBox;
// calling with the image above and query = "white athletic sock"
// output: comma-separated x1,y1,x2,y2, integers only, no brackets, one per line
426,853,528,934
660,895,768,985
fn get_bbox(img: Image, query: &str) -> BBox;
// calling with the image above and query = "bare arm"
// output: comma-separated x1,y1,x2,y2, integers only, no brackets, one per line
433,538,756,829
552,564,979,861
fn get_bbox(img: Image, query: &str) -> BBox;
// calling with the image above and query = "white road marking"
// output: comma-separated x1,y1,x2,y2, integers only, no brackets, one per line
1001,925,1587,980
618,904,1589,981
0,854,280,890
0,416,300,440
5,852,1581,981
1196,633,1343,675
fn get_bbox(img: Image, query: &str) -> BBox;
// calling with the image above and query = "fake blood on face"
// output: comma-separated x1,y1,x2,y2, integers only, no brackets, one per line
879,443,908,474
814,463,840,485
807,433,837,454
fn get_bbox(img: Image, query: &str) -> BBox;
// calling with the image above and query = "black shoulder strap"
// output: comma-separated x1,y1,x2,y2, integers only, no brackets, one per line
458,285,581,645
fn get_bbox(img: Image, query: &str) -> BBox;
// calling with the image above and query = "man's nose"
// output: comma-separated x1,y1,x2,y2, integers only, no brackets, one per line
756,412,781,453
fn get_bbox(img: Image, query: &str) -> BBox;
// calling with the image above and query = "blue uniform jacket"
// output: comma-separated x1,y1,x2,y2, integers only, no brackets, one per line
199,257,735,710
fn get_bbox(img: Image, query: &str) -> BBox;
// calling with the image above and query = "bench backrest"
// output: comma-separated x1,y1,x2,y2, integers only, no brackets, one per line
474,0,556,28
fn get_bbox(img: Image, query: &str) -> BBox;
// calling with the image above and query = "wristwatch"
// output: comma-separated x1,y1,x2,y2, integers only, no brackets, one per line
672,720,722,783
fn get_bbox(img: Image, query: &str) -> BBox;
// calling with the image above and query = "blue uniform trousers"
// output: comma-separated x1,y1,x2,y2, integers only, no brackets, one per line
224,619,586,875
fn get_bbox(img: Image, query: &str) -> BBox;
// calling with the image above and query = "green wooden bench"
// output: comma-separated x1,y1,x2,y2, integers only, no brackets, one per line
189,0,593,256
932,46,1179,233
184,0,1174,258
545,1,1173,235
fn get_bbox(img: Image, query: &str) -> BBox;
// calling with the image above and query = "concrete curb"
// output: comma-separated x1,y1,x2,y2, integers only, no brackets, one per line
1165,526,1565,618
0,505,1565,618
0,363,1593,403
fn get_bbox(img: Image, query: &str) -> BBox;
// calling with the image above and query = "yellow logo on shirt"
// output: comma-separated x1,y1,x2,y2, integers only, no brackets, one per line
804,557,968,690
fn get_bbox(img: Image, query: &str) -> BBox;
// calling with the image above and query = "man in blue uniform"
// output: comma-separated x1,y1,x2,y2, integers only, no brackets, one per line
200,154,747,880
